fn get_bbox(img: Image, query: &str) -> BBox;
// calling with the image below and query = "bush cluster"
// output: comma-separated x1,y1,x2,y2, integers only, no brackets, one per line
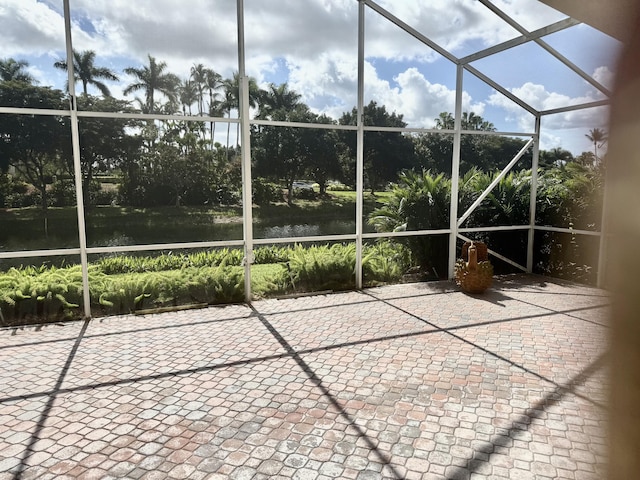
0,242,410,327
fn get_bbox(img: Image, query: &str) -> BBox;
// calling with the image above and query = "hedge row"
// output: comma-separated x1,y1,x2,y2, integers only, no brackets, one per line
0,242,410,326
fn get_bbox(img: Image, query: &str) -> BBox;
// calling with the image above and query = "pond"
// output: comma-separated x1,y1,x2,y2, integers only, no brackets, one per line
0,208,360,253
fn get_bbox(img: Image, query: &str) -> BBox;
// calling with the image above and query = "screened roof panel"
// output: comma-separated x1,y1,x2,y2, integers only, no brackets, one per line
371,0,524,59
462,70,536,133
469,41,608,112
364,9,457,129
487,0,569,32
542,24,619,92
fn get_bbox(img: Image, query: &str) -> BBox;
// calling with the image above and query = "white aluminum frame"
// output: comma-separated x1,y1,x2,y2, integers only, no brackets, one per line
0,0,611,319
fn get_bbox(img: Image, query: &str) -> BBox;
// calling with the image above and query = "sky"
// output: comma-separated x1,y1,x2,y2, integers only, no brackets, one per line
0,0,621,155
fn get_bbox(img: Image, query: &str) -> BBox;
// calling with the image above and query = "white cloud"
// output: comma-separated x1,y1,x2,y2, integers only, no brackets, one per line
360,67,484,127
592,66,615,90
0,0,66,55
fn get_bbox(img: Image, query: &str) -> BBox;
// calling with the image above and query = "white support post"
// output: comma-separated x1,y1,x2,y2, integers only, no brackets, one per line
237,0,253,302
527,116,541,272
355,0,365,289
63,0,91,318
448,65,464,279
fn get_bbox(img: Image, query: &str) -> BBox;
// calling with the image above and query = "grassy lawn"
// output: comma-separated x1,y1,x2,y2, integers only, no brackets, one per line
0,190,393,224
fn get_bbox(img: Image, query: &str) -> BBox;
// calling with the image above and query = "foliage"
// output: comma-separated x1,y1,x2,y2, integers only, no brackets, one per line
252,103,322,205
1,49,607,296
253,245,291,264
287,243,356,292
0,58,36,83
53,49,119,96
123,55,181,114
0,82,69,210
0,174,39,208
363,241,412,285
585,127,607,162
252,177,283,205
96,248,245,274
369,169,451,276
0,242,415,325
339,101,416,192
414,111,532,175
536,162,603,231
0,262,245,325
93,266,244,314
0,265,84,324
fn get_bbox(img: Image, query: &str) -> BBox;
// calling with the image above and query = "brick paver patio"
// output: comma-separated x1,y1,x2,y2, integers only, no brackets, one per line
0,274,609,479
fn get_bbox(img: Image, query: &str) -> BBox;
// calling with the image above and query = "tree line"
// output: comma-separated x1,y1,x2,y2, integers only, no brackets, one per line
0,52,604,211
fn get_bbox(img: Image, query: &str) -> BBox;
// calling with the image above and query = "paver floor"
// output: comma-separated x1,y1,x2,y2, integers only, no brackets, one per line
0,274,610,479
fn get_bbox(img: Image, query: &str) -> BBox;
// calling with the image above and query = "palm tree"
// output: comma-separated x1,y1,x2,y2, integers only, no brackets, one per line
54,50,118,96
205,69,223,146
189,63,208,115
585,127,607,162
221,72,260,154
257,83,302,120
435,112,454,130
369,169,451,275
123,55,180,114
179,80,198,115
0,58,36,83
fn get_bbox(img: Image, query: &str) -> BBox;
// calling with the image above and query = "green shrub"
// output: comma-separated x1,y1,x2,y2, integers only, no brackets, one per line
0,241,417,326
93,266,244,315
0,263,245,325
0,265,85,324
369,169,451,277
252,178,283,205
363,241,411,284
95,248,244,274
50,179,76,207
254,246,291,264
327,182,352,192
287,243,356,292
0,178,41,208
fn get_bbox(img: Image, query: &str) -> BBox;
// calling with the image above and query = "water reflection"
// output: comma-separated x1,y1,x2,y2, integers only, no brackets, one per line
1,215,357,252
261,224,321,238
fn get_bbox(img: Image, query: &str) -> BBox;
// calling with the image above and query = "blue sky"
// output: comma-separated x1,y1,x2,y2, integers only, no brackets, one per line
0,0,621,155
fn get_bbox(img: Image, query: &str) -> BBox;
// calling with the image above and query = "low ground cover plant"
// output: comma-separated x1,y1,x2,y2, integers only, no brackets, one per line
0,242,409,326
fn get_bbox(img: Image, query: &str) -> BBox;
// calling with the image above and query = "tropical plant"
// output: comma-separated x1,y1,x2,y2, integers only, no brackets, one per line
458,168,531,228
54,49,119,96
287,243,356,292
257,82,302,119
363,241,411,285
205,68,223,145
0,58,36,83
123,55,180,114
253,102,317,205
221,72,260,154
457,168,532,271
536,161,603,231
179,80,198,115
369,169,451,276
539,147,574,168
585,127,607,162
